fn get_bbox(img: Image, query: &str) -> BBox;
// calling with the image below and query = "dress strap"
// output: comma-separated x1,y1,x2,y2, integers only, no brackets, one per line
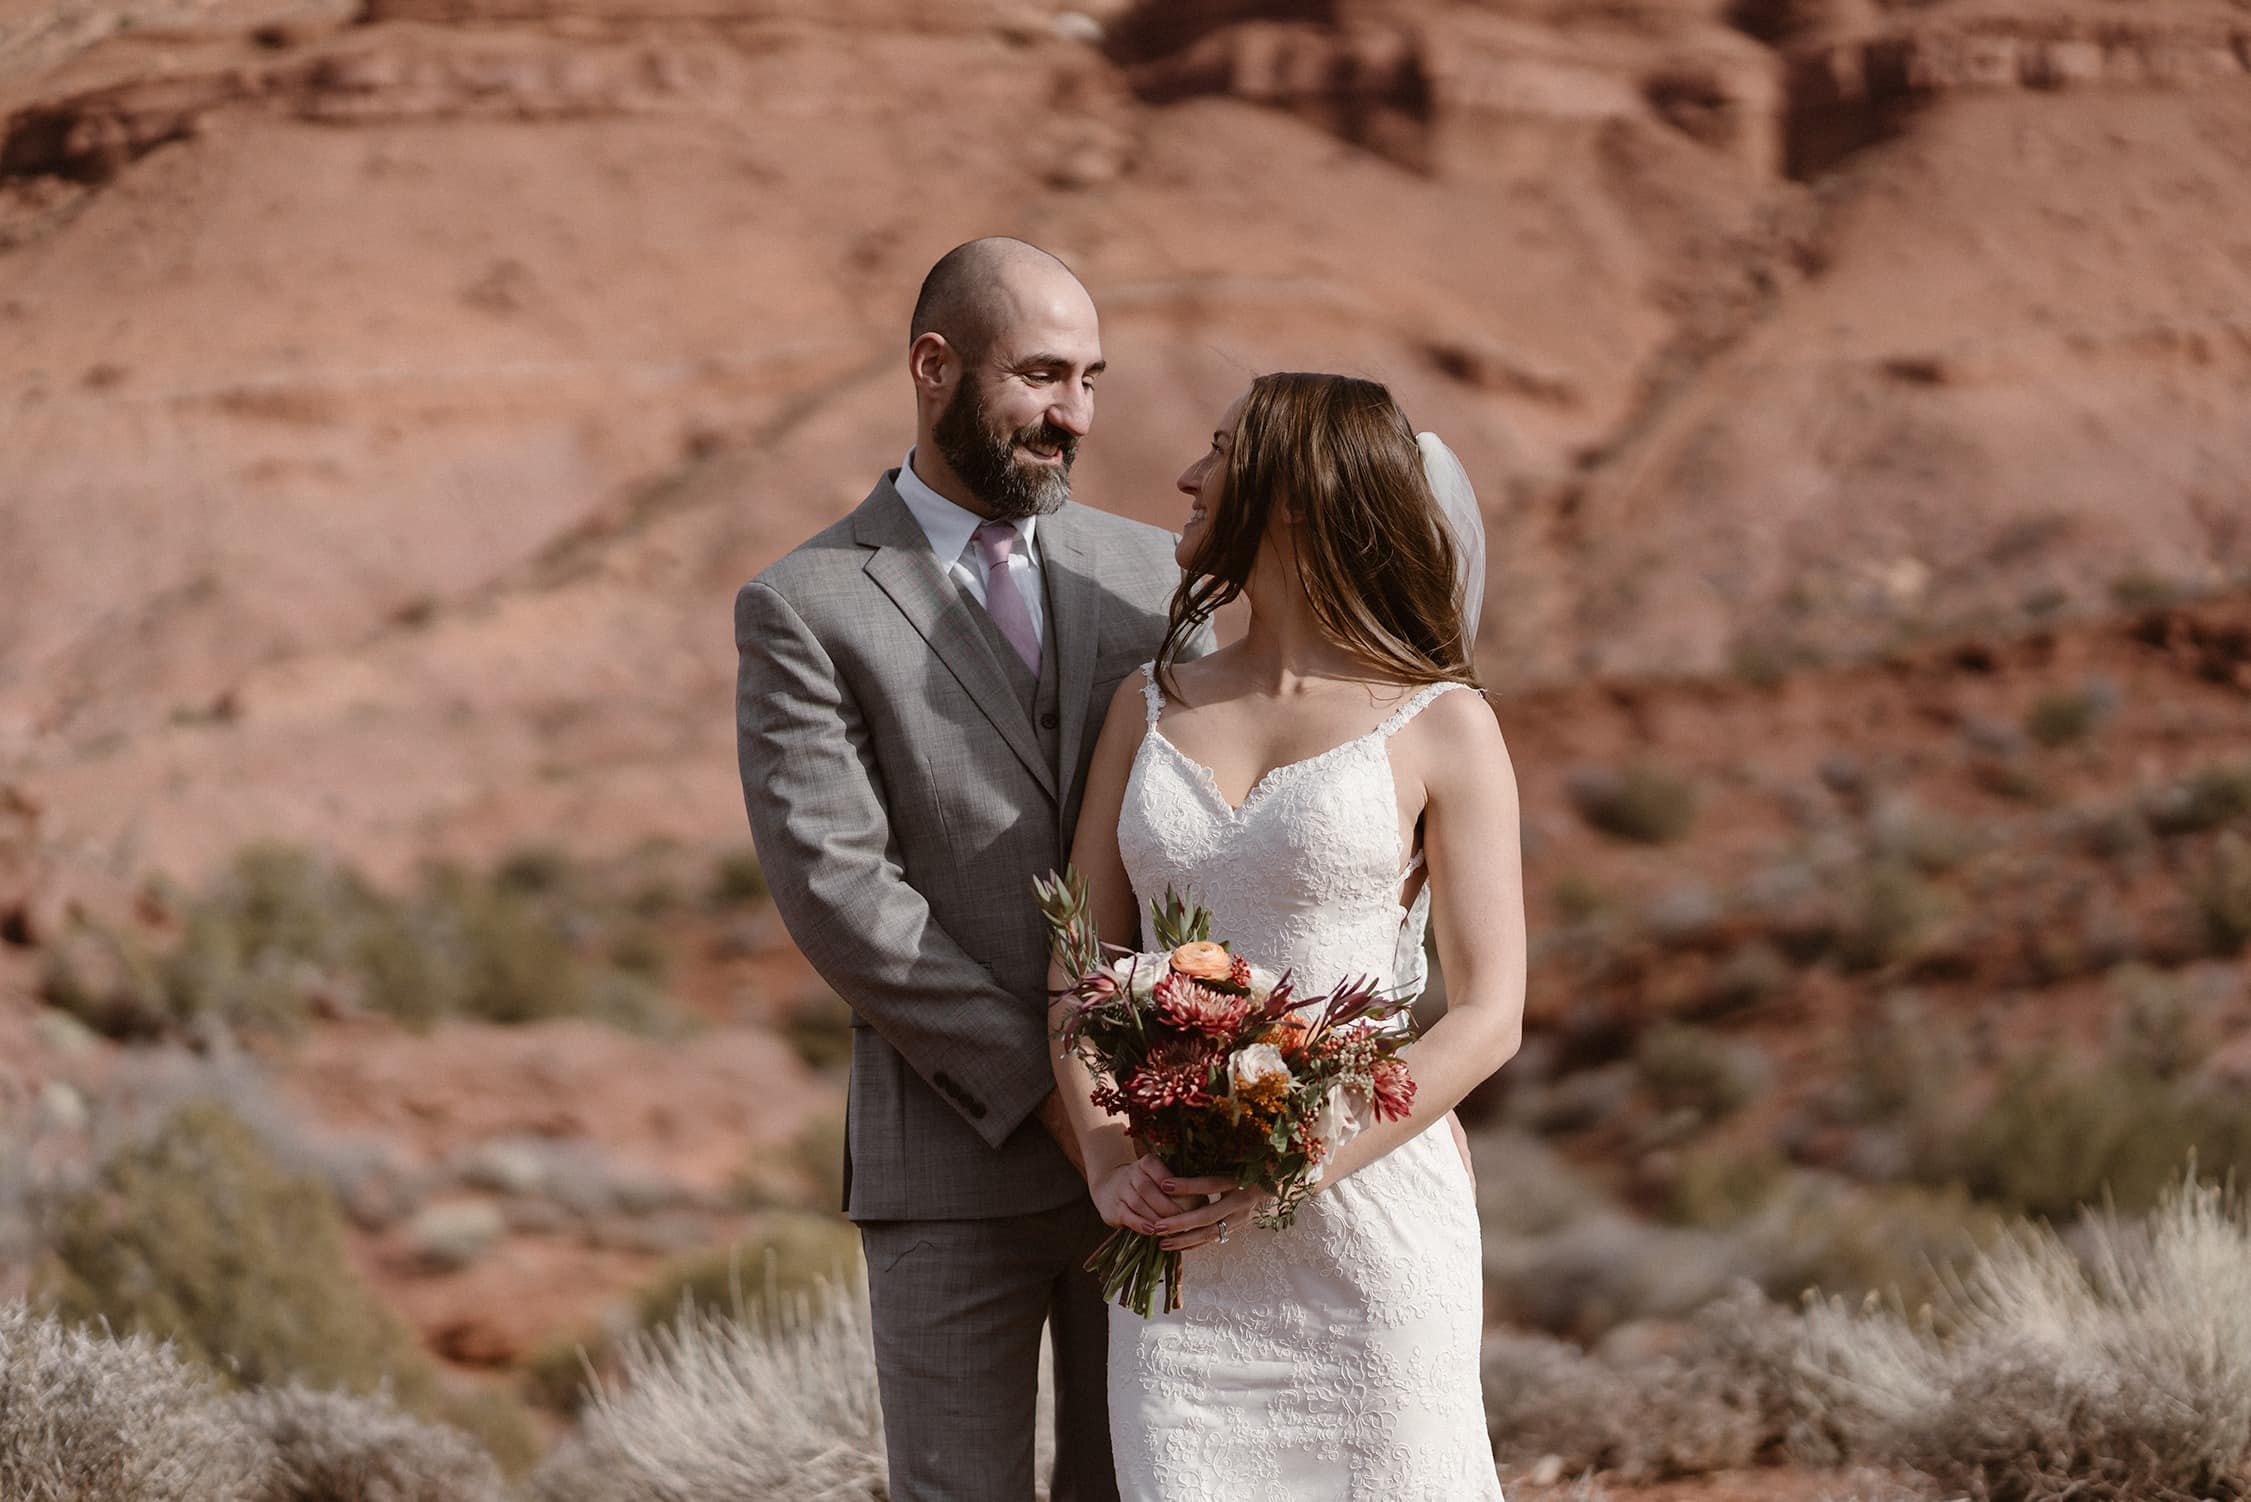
1374,679,1472,741
1139,661,1164,731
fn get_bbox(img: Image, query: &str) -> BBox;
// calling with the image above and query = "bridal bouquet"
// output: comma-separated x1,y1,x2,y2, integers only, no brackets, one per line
1034,867,1420,1317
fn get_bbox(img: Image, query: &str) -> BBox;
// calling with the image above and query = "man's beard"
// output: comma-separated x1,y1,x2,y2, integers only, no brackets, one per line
933,380,1076,520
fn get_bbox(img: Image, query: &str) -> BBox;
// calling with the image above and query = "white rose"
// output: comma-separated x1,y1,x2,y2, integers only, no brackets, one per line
1308,1084,1364,1161
1229,1042,1293,1091
1108,955,1162,1000
1245,965,1282,1004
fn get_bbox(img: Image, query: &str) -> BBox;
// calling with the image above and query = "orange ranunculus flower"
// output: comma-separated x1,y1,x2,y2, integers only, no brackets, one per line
1265,1020,1310,1058
1169,940,1234,982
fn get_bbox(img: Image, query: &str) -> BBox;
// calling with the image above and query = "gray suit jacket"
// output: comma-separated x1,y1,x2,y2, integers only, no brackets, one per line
736,473,1199,1221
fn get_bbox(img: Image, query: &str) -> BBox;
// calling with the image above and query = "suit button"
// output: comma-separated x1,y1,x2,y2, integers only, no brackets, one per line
1040,711,1060,729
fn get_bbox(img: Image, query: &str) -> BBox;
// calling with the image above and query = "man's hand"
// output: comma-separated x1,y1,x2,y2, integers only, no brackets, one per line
1036,1088,1088,1179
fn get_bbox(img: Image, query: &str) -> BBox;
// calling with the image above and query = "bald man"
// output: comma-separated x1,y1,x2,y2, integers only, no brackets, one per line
735,239,1209,1500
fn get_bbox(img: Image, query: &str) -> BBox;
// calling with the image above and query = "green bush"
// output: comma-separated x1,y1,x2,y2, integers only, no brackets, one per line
1915,1055,2251,1220
40,920,175,1040
525,1212,860,1415
2108,964,2219,1081
1834,859,1948,973
2024,687,2110,749
42,1100,540,1474
2189,831,2251,956
1832,990,1965,1129
42,844,676,1041
1753,1178,2006,1316
45,1100,431,1395
1568,765,1698,846
494,845,574,896
1693,941,1792,1018
781,992,855,1073
709,850,768,906
1633,1024,1768,1123
1657,1144,1789,1227
2144,760,2251,837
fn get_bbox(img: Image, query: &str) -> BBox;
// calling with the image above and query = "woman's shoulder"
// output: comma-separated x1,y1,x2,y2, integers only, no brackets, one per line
1398,678,1508,755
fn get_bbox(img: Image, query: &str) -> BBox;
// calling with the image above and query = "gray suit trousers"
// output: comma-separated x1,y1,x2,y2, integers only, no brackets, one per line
861,1198,1118,1502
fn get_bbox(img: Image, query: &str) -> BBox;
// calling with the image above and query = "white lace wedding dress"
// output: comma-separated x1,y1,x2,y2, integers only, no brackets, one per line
1108,664,1503,1501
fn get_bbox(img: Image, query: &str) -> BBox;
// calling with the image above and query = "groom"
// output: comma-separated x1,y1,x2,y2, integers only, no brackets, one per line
735,238,1203,1501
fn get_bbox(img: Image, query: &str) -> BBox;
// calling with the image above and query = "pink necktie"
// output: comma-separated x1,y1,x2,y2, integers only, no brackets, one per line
972,521,1041,679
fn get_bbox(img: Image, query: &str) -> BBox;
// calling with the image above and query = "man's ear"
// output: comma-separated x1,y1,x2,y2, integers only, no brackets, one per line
908,332,956,397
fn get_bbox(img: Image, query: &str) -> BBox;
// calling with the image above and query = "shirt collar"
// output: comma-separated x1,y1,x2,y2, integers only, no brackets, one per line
896,449,1038,565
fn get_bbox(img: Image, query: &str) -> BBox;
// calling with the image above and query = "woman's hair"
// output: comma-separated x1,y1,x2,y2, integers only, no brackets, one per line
1156,372,1479,694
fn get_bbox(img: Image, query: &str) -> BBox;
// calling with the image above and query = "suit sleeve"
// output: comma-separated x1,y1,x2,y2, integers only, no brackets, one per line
734,579,1056,1148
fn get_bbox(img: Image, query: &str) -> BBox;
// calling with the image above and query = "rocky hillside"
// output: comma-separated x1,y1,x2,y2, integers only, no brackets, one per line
0,0,2245,895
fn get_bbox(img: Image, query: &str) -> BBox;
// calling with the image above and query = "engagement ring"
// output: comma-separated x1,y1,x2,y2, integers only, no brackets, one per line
1216,1218,1230,1244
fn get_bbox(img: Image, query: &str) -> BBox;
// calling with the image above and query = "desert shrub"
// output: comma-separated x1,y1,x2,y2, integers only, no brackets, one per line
231,1383,506,1502
1869,795,1974,875
1549,874,1611,924
40,919,187,1040
42,845,672,1041
2143,759,2251,837
1691,940,1792,1018
780,991,855,1072
1566,764,1698,846
794,1111,849,1209
529,1275,886,1502
1834,859,1948,973
2108,964,2220,1080
44,1100,434,1399
632,1214,860,1332
605,925,668,982
1829,989,1964,1129
0,1299,268,1501
526,1212,860,1416
1741,1177,2004,1316
2074,805,2149,863
2024,684,2114,749
1485,1206,1748,1338
1913,1054,2251,1220
1632,1023,1768,1123
1485,1284,1797,1481
2189,831,2251,955
709,849,768,906
1656,1144,1790,1228
45,1098,541,1471
494,845,574,896
1793,1177,2251,1499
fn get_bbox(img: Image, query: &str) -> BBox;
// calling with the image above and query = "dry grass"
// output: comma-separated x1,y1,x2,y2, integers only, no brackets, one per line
1795,1176,2251,1499
530,1275,889,1502
232,1384,507,1502
0,1301,267,1502
1484,1284,1796,1480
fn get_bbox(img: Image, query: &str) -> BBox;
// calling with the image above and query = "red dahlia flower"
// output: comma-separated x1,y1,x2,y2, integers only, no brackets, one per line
1153,973,1250,1039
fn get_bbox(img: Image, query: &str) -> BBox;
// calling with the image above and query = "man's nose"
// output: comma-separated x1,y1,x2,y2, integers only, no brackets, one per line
1048,383,1093,437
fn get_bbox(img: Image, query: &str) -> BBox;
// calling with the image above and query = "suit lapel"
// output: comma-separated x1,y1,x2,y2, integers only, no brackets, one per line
854,476,1058,801
1038,505,1102,808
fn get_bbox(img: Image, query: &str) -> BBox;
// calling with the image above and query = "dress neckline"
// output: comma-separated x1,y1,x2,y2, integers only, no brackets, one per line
1144,723,1386,820
1137,663,1472,821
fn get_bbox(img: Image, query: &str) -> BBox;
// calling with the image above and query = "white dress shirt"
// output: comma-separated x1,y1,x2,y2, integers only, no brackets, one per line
894,448,1046,648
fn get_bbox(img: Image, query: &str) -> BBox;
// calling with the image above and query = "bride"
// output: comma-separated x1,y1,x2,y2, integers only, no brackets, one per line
1048,372,1527,1499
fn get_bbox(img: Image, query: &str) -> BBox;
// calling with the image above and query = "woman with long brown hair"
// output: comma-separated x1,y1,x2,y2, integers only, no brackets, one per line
1049,372,1526,1498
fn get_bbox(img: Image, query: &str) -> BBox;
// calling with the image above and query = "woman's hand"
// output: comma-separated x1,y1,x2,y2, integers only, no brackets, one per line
1149,1169,1272,1252
1092,1153,1190,1236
